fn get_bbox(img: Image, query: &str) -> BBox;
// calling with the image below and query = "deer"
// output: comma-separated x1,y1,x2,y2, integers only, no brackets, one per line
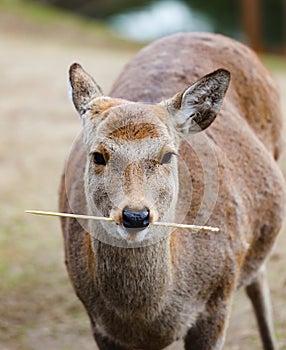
59,32,285,350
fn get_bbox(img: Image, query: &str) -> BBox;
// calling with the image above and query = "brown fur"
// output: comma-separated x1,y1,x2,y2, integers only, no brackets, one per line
89,97,124,117
60,33,285,350
108,122,160,141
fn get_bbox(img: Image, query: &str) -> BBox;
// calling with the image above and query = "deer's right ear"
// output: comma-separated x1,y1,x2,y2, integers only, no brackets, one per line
69,63,103,117
162,69,230,135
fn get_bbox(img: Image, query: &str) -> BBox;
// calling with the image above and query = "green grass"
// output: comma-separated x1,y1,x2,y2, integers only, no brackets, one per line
261,54,286,72
0,0,141,49
0,217,37,290
0,0,103,27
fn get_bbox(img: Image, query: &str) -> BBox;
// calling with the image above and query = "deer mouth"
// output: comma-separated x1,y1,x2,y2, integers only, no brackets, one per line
110,206,157,243
117,225,150,243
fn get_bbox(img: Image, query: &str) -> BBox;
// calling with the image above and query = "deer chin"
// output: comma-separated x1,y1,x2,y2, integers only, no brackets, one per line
117,225,150,243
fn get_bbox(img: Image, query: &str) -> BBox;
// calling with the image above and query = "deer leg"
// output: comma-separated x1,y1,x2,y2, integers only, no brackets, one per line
245,265,276,350
88,316,128,350
93,332,128,350
184,290,231,350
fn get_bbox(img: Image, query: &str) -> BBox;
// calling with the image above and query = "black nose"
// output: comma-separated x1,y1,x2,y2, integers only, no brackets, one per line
122,207,150,229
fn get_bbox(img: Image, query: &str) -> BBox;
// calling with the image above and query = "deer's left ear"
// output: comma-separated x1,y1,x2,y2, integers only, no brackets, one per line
69,63,103,116
162,69,230,134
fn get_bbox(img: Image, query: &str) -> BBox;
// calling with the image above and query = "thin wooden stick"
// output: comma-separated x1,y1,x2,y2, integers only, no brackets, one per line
152,221,219,231
26,210,114,222
25,210,219,232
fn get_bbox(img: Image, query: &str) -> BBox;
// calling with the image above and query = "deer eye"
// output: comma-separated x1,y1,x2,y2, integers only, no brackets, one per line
161,152,176,165
92,152,106,166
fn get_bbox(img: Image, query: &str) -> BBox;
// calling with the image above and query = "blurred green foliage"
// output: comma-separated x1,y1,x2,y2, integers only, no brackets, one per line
36,0,151,18
189,0,285,49
262,0,286,49
12,0,286,50
186,0,240,37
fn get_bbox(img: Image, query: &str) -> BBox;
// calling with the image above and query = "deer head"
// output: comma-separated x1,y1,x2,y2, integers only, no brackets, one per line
69,63,230,245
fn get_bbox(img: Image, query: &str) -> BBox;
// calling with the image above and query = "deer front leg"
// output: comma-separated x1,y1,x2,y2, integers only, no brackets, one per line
245,265,276,350
184,290,232,350
94,331,129,350
88,316,129,350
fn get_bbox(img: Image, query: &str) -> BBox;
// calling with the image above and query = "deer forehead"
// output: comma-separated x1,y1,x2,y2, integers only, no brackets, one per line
91,102,174,143
87,102,177,161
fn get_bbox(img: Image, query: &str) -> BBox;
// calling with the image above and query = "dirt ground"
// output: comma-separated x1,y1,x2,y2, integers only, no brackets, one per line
0,19,286,350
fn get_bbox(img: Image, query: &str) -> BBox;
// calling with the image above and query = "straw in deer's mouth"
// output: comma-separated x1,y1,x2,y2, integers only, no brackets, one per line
25,210,220,232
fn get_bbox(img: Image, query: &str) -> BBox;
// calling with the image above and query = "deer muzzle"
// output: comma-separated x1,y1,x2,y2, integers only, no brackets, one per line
122,207,150,230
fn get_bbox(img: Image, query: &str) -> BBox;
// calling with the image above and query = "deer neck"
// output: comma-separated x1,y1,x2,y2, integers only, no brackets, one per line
91,235,172,313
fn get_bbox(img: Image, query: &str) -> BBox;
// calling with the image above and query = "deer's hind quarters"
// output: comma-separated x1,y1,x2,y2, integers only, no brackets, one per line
60,32,285,350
